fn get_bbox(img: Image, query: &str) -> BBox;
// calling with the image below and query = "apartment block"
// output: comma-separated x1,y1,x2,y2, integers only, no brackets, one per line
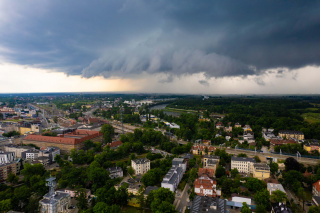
231,156,256,174
131,158,150,175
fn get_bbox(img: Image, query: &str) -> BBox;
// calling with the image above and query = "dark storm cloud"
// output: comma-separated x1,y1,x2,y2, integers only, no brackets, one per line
0,0,319,79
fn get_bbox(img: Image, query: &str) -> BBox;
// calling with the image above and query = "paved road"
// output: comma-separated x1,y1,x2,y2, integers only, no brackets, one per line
175,184,191,213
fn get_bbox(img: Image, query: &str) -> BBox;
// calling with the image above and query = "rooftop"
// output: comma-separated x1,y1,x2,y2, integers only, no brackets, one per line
231,156,256,163
254,163,270,171
191,196,226,213
132,158,150,164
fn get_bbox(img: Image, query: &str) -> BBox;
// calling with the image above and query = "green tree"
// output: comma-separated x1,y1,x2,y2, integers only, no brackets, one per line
0,199,12,212
297,187,307,211
246,178,265,192
309,206,320,213
255,205,267,213
254,189,270,210
241,202,251,213
270,162,279,175
254,156,261,163
270,190,287,203
101,124,115,143
216,166,226,178
231,168,239,178
53,116,58,123
137,186,145,211
14,185,31,208
141,168,162,187
7,172,19,184
237,153,248,157
147,188,175,213
284,157,300,171
76,188,88,210
128,166,134,176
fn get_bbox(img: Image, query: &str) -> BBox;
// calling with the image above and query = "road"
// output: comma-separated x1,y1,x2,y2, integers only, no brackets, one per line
174,183,191,213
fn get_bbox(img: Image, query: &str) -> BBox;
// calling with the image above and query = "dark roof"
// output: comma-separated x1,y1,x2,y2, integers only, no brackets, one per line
231,156,256,163
184,153,194,159
203,155,220,159
278,130,304,135
106,166,123,173
132,158,150,164
272,203,292,213
144,186,159,196
191,196,226,213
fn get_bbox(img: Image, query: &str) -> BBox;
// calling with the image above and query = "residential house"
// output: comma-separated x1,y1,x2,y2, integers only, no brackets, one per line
303,140,320,153
224,126,232,132
194,175,219,197
106,167,123,179
56,188,91,198
231,156,256,174
198,168,215,179
216,122,224,129
253,163,270,180
191,145,215,155
206,159,219,174
131,158,150,175
313,180,320,196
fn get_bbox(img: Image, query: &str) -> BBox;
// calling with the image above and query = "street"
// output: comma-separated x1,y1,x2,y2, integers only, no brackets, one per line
174,184,191,213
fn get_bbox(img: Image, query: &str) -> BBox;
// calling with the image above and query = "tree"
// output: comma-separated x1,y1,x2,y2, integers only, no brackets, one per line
246,178,265,192
7,172,19,184
14,185,31,208
241,202,251,213
216,166,226,178
297,187,307,211
53,116,58,123
147,188,176,213
76,189,88,210
101,124,115,143
127,166,134,176
270,190,287,203
141,168,162,187
270,162,279,175
254,156,261,163
237,153,248,157
205,147,208,154
137,186,145,211
284,157,300,171
255,205,267,213
309,206,320,213
231,168,239,178
254,189,270,210
93,203,121,213
0,199,12,212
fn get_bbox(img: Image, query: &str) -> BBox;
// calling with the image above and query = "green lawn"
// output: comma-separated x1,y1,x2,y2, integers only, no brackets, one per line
302,113,320,123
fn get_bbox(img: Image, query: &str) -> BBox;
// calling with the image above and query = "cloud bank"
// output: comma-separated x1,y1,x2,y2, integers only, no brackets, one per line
0,0,319,81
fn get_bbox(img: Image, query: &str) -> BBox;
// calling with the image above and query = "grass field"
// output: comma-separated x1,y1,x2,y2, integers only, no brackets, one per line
302,112,320,123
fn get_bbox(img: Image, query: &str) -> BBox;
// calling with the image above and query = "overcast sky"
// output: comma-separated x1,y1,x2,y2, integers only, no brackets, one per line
0,0,320,94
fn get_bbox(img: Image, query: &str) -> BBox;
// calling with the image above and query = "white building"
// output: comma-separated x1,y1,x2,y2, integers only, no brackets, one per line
231,156,256,174
22,150,39,160
4,145,33,158
161,166,184,192
131,158,150,175
39,177,71,213
0,151,15,164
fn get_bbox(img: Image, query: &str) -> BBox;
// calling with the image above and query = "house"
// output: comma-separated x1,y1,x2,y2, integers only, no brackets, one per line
106,167,123,179
108,141,123,149
231,156,256,174
0,162,19,181
267,183,286,195
39,177,71,213
206,159,219,174
198,168,215,178
271,203,292,213
143,186,159,198
216,122,224,129
253,163,270,180
278,130,304,140
234,123,241,128
313,180,320,196
172,158,187,173
202,155,220,167
303,140,320,153
262,128,280,141
224,126,232,132
191,145,216,155
56,188,91,198
131,158,150,175
243,125,252,133
191,196,226,213
194,175,219,197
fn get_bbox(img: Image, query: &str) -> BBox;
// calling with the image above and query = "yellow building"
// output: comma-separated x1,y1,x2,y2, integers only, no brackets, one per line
253,163,270,180
19,127,31,135
278,130,304,140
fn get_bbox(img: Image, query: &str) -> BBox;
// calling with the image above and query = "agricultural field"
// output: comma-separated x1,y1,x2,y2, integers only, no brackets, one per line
302,112,320,123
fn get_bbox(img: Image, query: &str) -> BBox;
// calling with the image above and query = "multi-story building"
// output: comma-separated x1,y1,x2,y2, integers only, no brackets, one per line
253,163,270,180
23,130,103,153
131,158,150,175
4,144,34,158
22,150,39,160
0,162,19,181
172,158,187,173
161,165,184,192
39,177,71,213
106,167,123,179
194,175,218,197
278,130,304,140
0,151,15,164
202,155,220,167
231,156,256,174
206,159,219,175
39,147,61,163
191,196,226,213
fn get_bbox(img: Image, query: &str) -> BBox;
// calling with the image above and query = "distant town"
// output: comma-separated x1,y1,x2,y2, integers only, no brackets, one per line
0,94,320,213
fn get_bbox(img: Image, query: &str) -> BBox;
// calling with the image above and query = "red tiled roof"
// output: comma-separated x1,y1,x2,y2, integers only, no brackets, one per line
313,180,320,192
24,130,102,145
108,141,123,148
270,139,297,146
195,176,217,191
198,168,214,178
